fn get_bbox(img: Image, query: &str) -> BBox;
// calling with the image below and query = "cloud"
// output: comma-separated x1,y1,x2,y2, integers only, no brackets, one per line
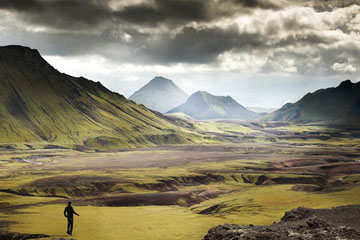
332,62,357,73
0,0,286,30
0,0,359,78
140,26,263,63
296,0,360,12
230,0,280,9
0,0,111,29
0,0,213,29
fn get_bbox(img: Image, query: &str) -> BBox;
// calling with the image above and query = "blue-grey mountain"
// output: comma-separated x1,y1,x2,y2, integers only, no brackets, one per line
129,76,188,113
167,91,261,120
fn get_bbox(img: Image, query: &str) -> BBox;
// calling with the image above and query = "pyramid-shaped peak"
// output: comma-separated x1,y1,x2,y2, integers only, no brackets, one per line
129,76,188,113
151,76,172,82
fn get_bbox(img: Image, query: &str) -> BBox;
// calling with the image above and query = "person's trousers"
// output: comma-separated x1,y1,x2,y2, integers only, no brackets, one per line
67,218,73,234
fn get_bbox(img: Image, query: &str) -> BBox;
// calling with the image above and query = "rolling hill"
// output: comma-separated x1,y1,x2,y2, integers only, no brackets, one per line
0,45,198,149
167,91,261,120
129,76,188,113
263,80,360,125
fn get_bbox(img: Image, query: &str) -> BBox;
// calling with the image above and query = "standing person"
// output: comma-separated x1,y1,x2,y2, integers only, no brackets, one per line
64,201,79,235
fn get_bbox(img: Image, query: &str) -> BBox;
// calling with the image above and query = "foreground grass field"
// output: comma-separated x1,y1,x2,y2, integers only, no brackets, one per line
1,121,360,239
7,205,225,240
5,183,360,240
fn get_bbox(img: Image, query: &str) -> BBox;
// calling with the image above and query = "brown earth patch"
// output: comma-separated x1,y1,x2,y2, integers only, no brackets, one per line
27,175,129,188
135,174,224,192
0,176,132,198
318,162,360,174
74,189,222,207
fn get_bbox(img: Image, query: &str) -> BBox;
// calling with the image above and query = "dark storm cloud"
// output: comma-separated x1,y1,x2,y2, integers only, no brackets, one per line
231,0,280,9
0,0,212,29
114,0,282,27
0,0,359,76
114,0,209,26
0,0,111,28
0,0,283,30
142,26,263,63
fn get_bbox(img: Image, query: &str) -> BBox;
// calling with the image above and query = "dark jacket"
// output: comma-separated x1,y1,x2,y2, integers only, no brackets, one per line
64,206,78,220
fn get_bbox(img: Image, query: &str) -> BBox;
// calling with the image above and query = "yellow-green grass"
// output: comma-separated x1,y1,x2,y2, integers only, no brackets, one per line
2,172,360,239
271,124,331,133
191,183,360,225
0,192,62,206
0,154,268,192
6,181,360,240
193,121,258,135
8,205,226,240
1,131,360,239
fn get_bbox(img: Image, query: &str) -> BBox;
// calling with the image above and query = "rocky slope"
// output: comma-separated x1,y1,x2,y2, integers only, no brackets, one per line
0,45,191,148
263,80,360,126
168,91,261,120
129,76,188,113
203,205,360,240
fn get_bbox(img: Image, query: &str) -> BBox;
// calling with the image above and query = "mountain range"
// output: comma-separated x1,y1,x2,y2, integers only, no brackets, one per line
0,45,194,149
129,76,188,113
167,91,261,120
263,80,360,125
1,45,358,150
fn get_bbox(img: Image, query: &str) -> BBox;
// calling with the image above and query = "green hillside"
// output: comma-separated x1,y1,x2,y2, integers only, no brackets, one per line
167,91,260,120
0,46,202,149
263,80,360,126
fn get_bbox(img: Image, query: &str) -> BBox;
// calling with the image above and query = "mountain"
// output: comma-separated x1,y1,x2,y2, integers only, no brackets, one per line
0,45,193,149
167,91,260,120
129,76,188,113
263,80,360,125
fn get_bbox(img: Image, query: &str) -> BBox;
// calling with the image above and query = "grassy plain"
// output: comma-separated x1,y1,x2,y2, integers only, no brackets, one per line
1,121,360,240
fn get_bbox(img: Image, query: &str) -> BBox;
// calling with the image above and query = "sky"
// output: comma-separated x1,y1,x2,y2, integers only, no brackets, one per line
0,0,359,108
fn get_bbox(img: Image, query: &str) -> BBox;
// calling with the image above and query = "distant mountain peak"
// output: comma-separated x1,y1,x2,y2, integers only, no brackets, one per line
193,91,237,103
129,76,188,113
168,91,260,120
263,79,360,125
153,76,167,80
148,76,175,87
193,90,208,97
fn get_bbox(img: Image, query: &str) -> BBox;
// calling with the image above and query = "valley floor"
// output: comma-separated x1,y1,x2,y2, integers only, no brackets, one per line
1,121,360,240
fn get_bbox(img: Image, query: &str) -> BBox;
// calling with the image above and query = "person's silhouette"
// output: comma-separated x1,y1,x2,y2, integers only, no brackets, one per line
64,201,79,235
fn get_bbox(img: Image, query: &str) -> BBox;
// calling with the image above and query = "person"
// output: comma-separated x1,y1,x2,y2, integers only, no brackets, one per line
64,201,79,235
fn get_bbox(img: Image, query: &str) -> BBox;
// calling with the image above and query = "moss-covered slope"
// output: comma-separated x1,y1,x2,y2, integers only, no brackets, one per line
0,45,195,148
262,80,360,126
